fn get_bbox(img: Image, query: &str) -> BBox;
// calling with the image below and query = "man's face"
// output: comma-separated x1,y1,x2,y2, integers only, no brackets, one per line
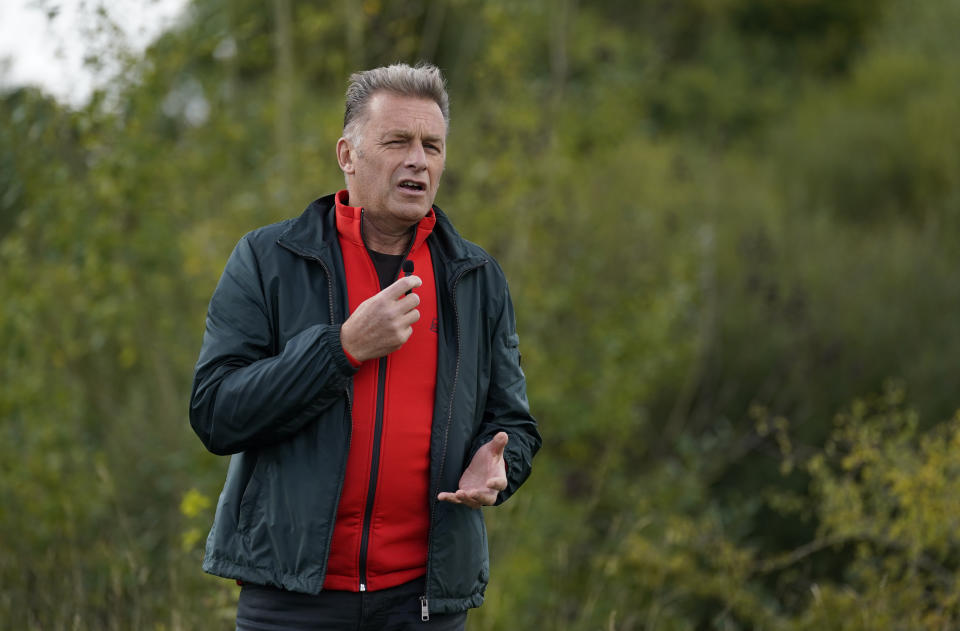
339,92,446,231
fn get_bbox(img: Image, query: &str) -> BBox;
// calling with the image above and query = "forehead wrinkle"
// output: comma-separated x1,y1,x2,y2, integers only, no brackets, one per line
363,94,447,145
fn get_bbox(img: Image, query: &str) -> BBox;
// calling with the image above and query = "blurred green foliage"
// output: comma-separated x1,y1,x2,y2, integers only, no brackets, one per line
3,0,960,628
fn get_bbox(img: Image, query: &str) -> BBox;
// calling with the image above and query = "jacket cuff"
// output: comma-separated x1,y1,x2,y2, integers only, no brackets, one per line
495,450,515,506
324,325,359,377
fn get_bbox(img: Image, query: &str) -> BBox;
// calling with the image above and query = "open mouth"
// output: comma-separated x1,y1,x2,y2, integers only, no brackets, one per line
398,180,426,192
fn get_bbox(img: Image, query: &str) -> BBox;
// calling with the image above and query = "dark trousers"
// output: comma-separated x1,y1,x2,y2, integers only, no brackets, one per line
236,578,468,631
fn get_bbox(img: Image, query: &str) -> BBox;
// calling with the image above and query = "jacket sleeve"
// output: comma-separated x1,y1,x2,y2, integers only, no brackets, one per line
189,235,355,455
470,279,542,505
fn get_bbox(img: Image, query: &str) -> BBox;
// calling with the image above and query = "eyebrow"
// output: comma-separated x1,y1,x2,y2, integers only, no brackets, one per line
382,129,445,145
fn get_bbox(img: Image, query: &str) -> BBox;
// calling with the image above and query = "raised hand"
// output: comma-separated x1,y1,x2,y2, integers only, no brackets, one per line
340,275,422,363
438,432,509,509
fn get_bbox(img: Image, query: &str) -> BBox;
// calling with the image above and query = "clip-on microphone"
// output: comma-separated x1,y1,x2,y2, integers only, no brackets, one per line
402,260,414,295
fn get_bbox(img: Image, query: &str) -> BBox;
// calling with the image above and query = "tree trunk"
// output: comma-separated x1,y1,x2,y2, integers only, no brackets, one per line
272,0,295,203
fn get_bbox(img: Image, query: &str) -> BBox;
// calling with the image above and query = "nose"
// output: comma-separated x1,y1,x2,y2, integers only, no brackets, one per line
404,142,427,170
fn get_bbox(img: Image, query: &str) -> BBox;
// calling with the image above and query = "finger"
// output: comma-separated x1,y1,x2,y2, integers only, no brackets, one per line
438,491,482,509
396,294,420,324
398,311,421,333
457,490,484,509
464,489,495,506
437,491,461,504
384,275,422,299
457,489,485,507
396,291,421,312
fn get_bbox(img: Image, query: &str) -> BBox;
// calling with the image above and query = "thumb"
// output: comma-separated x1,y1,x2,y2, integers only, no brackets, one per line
488,432,508,458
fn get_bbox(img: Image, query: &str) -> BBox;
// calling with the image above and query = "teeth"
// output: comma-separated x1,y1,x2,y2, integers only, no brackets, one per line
401,181,423,190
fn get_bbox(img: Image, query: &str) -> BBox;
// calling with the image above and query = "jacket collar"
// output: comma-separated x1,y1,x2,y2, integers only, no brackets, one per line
277,193,486,284
276,193,341,264
427,205,488,281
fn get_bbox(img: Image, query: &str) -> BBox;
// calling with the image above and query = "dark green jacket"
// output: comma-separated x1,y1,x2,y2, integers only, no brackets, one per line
189,194,541,615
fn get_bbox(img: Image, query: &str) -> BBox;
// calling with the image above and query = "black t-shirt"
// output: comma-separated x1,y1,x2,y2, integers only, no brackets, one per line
367,250,405,290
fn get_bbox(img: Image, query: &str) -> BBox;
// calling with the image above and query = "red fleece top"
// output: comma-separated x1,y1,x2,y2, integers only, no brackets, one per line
324,190,439,592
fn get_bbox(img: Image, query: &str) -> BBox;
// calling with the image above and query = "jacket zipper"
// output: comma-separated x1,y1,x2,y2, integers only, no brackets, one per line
276,240,352,588
421,259,486,620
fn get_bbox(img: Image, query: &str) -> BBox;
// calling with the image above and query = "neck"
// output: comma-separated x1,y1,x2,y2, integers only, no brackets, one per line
362,213,415,255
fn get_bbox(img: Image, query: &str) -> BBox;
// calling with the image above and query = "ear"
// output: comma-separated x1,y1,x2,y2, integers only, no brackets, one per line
337,137,356,175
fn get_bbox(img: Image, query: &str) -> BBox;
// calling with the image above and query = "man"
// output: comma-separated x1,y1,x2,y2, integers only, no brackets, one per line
189,63,541,630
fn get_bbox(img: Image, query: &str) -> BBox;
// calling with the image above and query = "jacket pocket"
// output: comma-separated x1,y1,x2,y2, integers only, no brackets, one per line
237,459,265,533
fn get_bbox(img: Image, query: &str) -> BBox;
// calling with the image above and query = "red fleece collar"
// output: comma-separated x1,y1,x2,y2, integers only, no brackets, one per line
335,189,436,254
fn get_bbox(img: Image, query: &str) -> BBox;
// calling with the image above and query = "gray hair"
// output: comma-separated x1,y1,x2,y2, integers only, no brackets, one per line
343,63,450,144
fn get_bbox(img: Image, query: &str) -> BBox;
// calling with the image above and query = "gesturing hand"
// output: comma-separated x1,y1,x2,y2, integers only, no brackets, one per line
340,275,422,363
438,432,509,509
